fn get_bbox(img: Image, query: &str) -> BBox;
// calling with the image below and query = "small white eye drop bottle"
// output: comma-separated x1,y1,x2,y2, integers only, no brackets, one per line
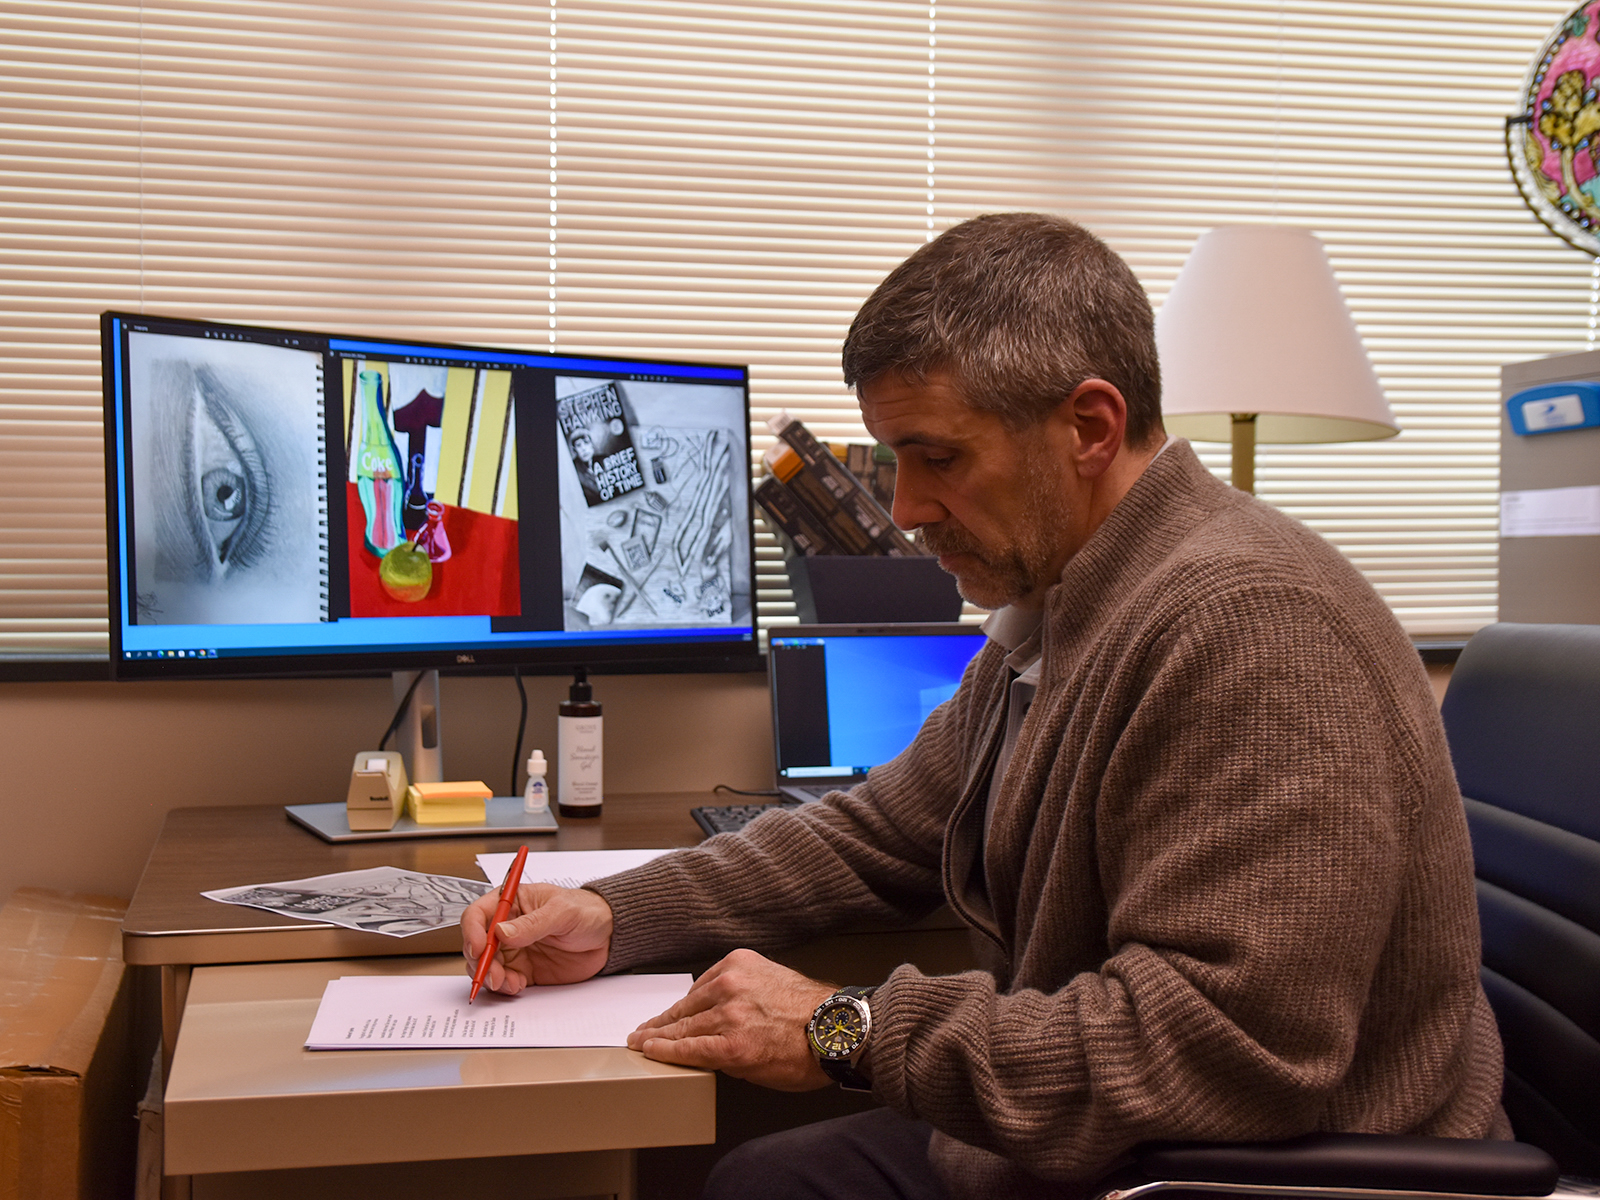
523,749,549,816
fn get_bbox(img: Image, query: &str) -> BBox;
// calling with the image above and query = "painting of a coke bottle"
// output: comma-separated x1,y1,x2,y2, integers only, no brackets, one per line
341,358,520,616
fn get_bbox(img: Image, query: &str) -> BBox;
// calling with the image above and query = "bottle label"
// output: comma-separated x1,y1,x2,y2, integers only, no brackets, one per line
558,716,603,807
523,778,548,814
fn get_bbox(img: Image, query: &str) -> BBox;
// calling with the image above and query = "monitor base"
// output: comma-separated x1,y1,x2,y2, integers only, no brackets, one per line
286,797,559,843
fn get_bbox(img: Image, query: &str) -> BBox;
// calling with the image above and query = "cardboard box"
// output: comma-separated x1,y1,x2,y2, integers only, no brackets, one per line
0,889,134,1200
1499,349,1600,624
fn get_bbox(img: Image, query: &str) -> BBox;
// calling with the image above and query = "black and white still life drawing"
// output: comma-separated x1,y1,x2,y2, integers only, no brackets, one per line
556,377,751,631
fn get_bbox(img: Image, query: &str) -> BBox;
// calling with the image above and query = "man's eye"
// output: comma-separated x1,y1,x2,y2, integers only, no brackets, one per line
924,454,955,470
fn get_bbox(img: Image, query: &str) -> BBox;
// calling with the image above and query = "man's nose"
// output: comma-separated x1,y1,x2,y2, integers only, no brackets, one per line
889,476,946,532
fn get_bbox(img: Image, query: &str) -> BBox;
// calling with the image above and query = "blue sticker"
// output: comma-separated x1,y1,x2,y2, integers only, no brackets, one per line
1506,381,1600,435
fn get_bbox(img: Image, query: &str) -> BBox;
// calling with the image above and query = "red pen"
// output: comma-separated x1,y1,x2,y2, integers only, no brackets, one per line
470,843,529,1004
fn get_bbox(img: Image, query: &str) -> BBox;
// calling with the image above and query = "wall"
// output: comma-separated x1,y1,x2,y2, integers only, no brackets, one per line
0,669,773,905
0,657,1456,907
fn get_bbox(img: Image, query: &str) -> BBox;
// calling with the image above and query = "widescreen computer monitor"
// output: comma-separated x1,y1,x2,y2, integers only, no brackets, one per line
101,312,759,681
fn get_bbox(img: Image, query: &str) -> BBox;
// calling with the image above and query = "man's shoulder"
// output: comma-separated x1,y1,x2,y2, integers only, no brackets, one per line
1136,444,1383,608
1144,501,1404,662
1068,442,1413,666
1174,490,1363,588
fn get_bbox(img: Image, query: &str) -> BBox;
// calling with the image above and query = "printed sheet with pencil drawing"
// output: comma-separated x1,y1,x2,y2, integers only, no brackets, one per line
202,866,492,937
200,850,669,940
304,972,695,1050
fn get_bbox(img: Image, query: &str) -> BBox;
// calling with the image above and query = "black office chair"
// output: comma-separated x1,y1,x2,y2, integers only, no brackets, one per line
1094,622,1600,1200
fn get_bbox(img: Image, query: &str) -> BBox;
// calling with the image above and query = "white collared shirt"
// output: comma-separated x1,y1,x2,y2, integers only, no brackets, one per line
980,605,1044,836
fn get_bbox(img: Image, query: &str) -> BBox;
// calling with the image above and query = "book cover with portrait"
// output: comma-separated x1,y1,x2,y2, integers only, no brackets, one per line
556,381,646,506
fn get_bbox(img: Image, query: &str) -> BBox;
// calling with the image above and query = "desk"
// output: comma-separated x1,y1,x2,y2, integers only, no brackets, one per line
123,793,705,1069
166,956,713,1198
125,793,709,1200
126,794,972,1200
124,793,705,964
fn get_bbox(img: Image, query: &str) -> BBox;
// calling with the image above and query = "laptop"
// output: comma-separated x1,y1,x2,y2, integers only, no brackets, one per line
768,622,988,803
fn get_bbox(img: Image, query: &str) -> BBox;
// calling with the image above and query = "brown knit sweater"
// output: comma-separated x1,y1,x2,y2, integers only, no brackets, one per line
590,441,1505,1198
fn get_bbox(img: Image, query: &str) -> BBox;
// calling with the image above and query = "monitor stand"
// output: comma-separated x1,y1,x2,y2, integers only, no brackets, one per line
393,669,443,784
285,666,560,841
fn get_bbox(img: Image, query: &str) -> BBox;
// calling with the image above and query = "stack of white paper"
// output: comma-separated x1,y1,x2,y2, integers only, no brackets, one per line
477,847,672,889
305,972,692,1050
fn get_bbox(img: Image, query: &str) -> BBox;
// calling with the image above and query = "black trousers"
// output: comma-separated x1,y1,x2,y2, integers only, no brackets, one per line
701,1108,951,1200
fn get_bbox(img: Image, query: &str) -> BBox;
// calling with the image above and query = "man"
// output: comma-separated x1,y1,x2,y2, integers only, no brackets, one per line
463,213,1505,1199
566,428,605,505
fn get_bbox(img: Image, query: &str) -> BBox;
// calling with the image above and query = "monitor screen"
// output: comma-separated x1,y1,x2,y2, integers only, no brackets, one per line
768,625,986,780
102,312,759,678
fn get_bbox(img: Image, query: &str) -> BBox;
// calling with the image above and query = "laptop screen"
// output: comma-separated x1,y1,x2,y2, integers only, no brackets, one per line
769,624,988,782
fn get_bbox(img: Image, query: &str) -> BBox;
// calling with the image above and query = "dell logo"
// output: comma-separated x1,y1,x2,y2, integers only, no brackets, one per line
456,654,475,664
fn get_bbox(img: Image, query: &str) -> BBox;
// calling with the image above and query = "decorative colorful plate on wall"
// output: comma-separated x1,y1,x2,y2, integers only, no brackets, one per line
1508,1,1600,255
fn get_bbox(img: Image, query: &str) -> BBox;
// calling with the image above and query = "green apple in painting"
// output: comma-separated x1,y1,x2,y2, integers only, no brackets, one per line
379,543,432,603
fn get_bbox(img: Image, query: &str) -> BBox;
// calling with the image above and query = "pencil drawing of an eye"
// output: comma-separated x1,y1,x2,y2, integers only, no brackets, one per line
189,379,271,570
148,361,273,580
129,333,326,627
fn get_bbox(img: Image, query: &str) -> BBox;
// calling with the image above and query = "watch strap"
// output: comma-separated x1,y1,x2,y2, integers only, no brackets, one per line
819,1056,873,1091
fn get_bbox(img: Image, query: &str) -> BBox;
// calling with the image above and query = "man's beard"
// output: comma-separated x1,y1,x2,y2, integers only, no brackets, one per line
916,449,1066,610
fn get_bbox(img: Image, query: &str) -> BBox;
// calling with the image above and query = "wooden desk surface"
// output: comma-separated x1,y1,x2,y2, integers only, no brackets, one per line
123,793,708,966
164,955,715,1176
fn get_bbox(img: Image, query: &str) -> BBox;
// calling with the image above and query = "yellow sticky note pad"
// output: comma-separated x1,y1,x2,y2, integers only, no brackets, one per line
406,780,492,825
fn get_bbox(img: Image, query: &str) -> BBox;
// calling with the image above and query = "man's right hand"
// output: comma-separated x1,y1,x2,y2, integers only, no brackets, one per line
461,884,615,994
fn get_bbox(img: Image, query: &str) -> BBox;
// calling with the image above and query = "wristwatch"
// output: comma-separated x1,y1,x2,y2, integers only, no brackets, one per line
806,985,875,1091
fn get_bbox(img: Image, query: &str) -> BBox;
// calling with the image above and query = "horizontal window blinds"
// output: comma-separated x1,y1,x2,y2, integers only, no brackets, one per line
4,2,134,659
0,0,1589,660
992,0,1591,635
544,2,936,626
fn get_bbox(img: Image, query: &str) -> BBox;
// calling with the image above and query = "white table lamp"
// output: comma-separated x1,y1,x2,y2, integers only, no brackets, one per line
1155,225,1398,493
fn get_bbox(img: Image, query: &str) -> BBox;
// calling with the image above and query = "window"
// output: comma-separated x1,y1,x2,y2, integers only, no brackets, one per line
1,0,1586,664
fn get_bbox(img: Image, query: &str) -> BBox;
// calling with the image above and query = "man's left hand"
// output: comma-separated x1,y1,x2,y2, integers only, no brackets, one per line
626,948,837,1091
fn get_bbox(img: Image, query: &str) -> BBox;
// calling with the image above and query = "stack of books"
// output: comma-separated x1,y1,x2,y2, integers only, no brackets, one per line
755,412,921,557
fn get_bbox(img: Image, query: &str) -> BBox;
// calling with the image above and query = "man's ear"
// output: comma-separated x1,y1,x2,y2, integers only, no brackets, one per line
1054,378,1127,480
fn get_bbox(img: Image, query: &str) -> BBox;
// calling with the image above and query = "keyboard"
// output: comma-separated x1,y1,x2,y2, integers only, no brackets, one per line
691,800,804,837
784,783,848,801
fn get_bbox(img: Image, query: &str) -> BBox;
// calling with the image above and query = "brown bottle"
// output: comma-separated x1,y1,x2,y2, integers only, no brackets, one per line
556,668,602,817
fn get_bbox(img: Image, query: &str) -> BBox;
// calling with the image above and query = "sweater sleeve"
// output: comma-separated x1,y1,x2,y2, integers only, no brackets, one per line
864,587,1473,1180
590,645,1006,970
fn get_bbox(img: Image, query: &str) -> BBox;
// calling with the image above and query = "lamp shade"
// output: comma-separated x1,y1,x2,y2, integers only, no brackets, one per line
1155,226,1398,444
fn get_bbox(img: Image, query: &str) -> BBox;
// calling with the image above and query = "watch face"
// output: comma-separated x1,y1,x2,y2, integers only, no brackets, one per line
808,997,867,1059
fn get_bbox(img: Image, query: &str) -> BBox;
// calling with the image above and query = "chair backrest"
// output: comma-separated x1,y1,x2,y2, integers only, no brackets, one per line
1439,622,1600,1176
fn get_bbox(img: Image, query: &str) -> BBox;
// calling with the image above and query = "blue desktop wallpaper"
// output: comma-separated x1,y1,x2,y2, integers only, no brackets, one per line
822,634,984,771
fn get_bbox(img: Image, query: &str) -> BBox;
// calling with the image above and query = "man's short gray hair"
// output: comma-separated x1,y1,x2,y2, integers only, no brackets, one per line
841,213,1163,447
